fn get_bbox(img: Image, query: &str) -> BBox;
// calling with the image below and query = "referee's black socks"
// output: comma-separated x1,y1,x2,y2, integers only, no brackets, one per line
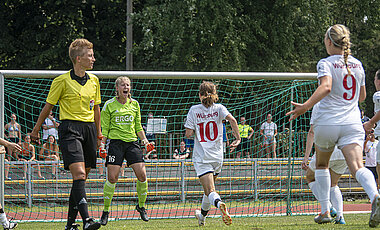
67,189,78,227
72,179,90,223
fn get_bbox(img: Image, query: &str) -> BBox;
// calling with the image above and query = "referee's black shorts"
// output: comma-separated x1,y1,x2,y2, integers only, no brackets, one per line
58,120,97,170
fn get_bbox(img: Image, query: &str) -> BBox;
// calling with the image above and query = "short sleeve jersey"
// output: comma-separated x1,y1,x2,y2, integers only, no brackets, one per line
238,124,253,138
312,55,365,125
184,103,230,163
373,91,380,137
101,97,143,143
46,71,101,122
260,122,277,136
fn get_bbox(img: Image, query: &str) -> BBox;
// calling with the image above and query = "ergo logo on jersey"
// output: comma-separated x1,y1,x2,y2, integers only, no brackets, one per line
115,115,134,122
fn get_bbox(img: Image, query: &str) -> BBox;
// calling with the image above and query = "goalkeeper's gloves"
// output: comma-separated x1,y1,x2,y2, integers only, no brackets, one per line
142,138,155,152
99,141,107,159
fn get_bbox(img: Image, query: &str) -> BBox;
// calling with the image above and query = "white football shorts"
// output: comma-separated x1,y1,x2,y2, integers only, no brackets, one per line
308,157,348,175
313,124,364,151
193,161,223,178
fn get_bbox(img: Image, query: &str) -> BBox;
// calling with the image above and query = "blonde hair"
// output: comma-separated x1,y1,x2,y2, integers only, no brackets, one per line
326,24,351,75
199,81,218,108
115,76,132,103
69,38,93,64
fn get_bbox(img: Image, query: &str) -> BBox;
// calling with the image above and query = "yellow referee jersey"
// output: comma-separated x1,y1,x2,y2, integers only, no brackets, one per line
46,71,101,122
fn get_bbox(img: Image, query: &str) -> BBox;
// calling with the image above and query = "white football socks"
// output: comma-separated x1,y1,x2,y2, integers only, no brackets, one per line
330,186,343,218
0,213,9,227
208,192,221,208
309,181,332,209
201,194,211,212
315,169,331,213
355,167,378,203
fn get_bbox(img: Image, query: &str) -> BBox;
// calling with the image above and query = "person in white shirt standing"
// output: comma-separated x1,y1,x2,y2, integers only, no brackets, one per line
260,114,278,158
42,110,59,142
287,24,380,227
365,133,379,187
185,81,240,226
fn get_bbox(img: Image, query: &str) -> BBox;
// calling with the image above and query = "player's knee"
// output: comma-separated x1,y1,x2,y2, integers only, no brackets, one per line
136,173,147,182
108,176,118,184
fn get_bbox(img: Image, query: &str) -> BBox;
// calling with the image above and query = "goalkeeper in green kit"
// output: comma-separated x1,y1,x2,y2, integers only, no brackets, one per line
99,76,154,225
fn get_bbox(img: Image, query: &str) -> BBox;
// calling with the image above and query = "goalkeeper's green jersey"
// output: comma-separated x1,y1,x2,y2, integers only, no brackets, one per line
101,97,143,142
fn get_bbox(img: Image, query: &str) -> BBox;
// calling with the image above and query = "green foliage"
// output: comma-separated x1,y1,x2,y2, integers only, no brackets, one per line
0,0,379,76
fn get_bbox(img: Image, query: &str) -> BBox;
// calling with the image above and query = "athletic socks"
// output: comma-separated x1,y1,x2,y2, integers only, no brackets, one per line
67,188,78,227
201,194,211,217
137,180,148,208
315,169,331,213
330,186,343,219
0,213,9,227
356,167,379,203
308,181,320,200
208,192,222,208
309,181,333,209
103,180,116,212
72,179,89,223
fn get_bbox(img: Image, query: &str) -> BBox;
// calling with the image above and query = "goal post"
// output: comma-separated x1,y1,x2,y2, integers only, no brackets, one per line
0,70,324,222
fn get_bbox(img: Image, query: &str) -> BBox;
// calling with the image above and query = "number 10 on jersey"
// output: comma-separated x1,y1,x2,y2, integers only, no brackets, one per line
197,121,218,142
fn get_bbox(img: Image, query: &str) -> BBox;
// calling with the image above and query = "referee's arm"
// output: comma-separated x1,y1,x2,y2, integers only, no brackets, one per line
94,104,102,147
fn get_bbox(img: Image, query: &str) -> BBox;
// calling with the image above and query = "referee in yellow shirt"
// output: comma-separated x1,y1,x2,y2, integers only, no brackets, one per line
31,39,102,230
236,117,254,158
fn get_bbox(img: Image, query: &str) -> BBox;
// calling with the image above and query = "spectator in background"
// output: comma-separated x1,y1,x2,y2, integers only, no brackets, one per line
42,110,59,142
19,134,43,179
173,141,190,159
260,114,278,158
222,120,229,156
38,134,60,179
365,133,378,187
4,113,21,161
236,117,253,158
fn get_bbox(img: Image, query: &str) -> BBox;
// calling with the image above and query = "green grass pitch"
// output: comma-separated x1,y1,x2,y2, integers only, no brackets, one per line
15,213,374,229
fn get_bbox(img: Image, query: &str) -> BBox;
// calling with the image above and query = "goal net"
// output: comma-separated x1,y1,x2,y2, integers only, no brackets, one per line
1,71,335,223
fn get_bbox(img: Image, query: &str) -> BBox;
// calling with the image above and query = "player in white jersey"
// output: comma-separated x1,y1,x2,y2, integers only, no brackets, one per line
364,69,380,186
287,24,380,227
302,125,347,224
185,82,240,226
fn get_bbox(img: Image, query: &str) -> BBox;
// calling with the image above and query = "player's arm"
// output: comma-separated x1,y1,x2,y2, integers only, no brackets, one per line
0,138,21,153
287,75,332,121
31,103,54,140
225,114,241,147
94,104,102,148
359,85,366,103
364,110,380,134
302,125,314,170
185,128,194,139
